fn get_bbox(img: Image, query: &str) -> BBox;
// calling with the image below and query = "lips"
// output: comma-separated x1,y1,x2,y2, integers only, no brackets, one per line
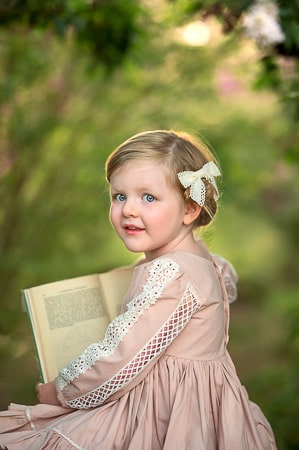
123,224,144,233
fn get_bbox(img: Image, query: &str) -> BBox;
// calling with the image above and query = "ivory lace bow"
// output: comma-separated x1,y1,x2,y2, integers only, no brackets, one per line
177,161,221,206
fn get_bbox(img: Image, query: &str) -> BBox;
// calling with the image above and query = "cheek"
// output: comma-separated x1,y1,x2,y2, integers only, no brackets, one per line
149,210,169,228
109,204,119,227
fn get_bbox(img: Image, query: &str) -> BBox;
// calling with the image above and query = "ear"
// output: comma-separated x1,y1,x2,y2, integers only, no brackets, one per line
183,201,201,226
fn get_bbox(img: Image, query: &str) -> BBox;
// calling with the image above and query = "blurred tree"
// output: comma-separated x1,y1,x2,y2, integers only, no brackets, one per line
0,0,145,70
0,0,147,409
171,0,299,134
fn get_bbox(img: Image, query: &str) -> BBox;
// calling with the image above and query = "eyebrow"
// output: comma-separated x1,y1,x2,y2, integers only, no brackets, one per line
110,184,158,192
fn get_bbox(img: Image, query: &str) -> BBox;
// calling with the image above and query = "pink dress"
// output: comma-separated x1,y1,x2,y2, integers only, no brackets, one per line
0,251,277,449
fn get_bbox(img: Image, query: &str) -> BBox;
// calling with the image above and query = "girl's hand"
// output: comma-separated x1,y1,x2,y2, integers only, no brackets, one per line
36,381,61,406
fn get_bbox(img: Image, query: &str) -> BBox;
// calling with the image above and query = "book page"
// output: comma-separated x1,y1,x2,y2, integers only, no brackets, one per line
99,266,134,320
24,275,110,383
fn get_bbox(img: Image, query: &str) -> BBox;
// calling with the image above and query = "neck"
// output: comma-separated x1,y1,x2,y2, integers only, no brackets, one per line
144,229,199,262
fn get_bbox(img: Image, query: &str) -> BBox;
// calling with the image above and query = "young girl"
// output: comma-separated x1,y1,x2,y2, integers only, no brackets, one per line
0,130,277,449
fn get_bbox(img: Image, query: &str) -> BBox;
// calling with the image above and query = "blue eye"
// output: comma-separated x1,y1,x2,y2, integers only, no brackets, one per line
116,194,126,202
144,194,155,203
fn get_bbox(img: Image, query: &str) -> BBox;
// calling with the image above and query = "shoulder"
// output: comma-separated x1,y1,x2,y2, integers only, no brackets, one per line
133,256,184,291
130,255,193,299
122,256,197,315
132,253,217,301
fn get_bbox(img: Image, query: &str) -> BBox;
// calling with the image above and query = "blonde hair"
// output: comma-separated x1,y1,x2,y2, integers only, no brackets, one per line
105,130,221,227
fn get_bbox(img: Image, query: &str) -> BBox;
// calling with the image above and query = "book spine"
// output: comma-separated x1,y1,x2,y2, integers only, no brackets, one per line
22,290,47,383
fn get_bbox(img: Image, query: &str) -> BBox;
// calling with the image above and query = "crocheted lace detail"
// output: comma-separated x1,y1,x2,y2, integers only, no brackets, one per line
57,259,180,391
66,282,200,408
25,408,35,430
50,428,85,449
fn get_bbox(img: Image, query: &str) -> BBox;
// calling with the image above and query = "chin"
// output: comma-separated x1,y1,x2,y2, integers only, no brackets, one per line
124,244,144,253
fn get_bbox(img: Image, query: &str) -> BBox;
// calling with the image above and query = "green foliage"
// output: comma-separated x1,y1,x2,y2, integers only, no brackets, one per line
174,0,252,29
0,0,145,69
172,0,299,123
243,285,299,449
278,0,299,56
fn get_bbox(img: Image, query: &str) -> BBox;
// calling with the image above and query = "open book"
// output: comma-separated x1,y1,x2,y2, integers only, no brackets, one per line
22,266,133,383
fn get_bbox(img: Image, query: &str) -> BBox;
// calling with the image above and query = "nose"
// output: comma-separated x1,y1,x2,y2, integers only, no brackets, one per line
122,198,138,217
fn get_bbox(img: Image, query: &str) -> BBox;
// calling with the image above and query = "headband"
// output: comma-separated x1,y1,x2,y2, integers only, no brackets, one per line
177,161,221,206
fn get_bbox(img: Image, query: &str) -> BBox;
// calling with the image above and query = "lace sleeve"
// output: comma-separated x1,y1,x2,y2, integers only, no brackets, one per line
56,258,201,409
212,254,238,304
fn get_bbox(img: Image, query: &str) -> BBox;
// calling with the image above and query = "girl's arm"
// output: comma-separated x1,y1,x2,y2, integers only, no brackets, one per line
54,258,202,409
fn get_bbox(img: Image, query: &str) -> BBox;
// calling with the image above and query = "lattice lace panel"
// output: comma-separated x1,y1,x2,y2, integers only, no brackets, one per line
57,259,180,391
66,282,201,409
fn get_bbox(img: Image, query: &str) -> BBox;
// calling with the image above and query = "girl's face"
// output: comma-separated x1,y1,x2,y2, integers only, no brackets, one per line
109,160,197,261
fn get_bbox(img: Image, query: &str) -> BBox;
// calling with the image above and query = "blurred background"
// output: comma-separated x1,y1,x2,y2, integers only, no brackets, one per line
0,1,298,448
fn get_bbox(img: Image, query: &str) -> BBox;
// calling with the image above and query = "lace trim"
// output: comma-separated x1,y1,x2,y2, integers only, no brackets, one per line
57,259,180,391
66,282,200,408
25,407,35,430
50,427,85,449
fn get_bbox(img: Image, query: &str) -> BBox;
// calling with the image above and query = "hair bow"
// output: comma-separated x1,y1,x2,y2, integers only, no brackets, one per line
177,161,221,206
